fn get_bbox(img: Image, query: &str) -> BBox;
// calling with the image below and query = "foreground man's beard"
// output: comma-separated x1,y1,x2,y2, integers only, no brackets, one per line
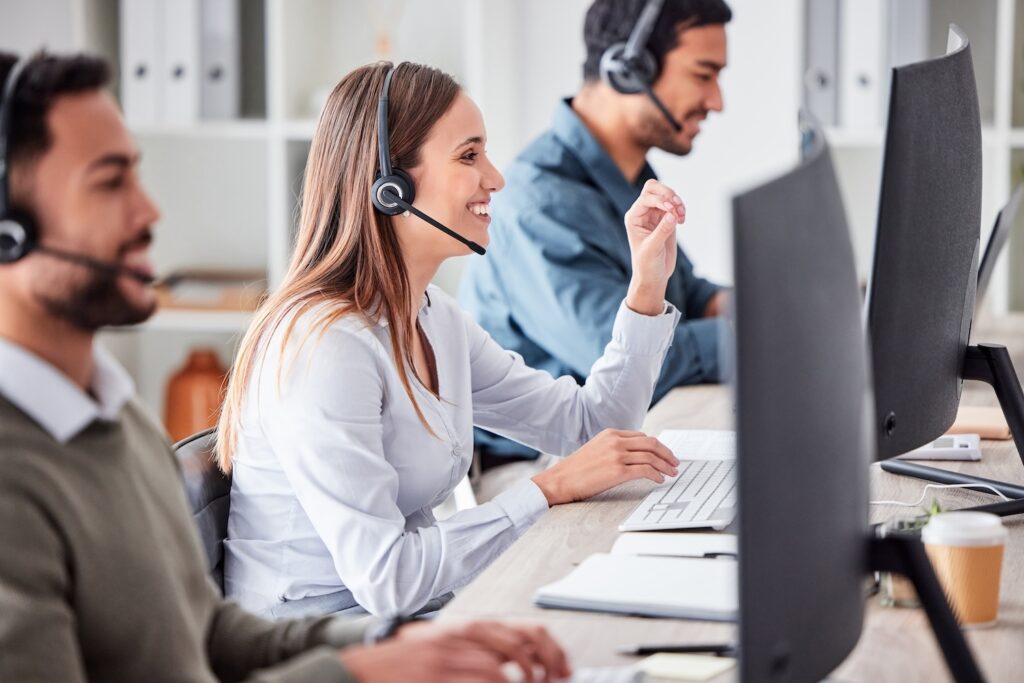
38,270,156,331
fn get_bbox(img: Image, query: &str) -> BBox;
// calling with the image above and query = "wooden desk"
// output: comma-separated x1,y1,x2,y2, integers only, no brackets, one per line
441,318,1024,682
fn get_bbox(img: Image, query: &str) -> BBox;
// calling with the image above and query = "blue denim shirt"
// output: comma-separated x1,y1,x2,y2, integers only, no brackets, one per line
459,99,725,458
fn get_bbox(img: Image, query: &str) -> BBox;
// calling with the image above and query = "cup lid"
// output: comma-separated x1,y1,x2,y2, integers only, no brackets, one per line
921,511,1007,546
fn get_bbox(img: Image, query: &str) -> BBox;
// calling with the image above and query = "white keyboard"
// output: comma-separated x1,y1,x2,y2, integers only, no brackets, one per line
619,430,736,532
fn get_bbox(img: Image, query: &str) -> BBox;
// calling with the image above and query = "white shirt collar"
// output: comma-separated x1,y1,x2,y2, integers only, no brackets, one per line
376,289,433,329
0,337,135,443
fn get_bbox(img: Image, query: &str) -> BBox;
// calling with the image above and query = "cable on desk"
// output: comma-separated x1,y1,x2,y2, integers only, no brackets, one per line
870,482,1010,508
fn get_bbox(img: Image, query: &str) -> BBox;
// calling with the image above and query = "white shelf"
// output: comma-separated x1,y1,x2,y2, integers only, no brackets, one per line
137,308,253,333
1009,129,1024,147
131,120,270,140
824,126,885,148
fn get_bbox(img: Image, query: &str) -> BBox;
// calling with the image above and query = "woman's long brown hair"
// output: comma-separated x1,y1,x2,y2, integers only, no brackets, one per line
216,62,460,472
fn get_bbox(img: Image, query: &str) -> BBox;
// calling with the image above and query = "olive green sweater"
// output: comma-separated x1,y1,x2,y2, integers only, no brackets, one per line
0,395,365,682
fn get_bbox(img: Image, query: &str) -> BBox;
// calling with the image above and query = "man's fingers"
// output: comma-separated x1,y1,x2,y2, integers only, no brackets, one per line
459,624,536,683
444,645,507,682
521,625,572,679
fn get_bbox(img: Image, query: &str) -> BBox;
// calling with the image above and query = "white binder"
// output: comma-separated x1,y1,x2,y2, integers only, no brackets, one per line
803,0,840,125
120,0,162,125
161,0,201,124
839,0,886,128
200,0,240,119
885,0,929,110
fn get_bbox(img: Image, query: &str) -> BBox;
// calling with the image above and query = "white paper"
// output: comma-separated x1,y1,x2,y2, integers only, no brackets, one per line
611,532,737,559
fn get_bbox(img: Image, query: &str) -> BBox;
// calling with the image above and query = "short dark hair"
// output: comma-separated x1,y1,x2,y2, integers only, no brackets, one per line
582,0,732,81
0,51,111,174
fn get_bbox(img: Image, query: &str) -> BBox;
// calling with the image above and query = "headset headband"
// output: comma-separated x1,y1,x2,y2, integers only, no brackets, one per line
622,0,665,63
377,66,397,179
0,57,29,214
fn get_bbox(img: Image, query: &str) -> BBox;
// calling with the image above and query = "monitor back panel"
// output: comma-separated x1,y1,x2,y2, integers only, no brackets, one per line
868,34,982,459
734,134,873,682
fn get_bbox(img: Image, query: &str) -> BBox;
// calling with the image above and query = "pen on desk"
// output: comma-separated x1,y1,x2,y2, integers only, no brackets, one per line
617,643,736,657
633,551,738,560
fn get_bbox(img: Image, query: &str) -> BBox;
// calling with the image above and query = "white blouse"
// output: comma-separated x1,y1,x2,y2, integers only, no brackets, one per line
224,285,679,617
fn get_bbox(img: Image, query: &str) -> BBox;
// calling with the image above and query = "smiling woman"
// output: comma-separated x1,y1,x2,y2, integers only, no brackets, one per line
216,61,687,619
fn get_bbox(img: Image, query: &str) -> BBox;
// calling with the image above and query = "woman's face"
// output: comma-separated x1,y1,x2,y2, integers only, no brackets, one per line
398,91,505,260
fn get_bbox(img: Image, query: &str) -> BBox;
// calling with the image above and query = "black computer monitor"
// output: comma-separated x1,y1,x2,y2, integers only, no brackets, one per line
734,125,871,682
977,184,1023,311
867,24,982,460
870,26,1024,506
734,122,982,683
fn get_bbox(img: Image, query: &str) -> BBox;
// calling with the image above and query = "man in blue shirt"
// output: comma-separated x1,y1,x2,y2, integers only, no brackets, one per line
459,0,732,462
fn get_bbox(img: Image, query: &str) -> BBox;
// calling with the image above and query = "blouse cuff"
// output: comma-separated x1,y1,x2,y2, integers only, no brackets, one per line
491,478,549,533
611,299,681,356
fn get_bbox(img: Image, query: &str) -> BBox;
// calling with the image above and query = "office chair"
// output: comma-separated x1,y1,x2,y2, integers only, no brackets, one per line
173,427,231,592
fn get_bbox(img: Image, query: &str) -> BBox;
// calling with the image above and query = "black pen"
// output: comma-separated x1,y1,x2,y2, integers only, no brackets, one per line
617,642,736,657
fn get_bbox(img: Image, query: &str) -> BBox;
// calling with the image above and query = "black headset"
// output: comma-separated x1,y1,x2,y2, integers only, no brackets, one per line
599,0,683,132
0,58,38,264
370,65,486,256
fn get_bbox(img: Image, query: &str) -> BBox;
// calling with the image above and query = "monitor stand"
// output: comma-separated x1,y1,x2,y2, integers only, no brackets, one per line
869,531,983,682
880,343,1024,517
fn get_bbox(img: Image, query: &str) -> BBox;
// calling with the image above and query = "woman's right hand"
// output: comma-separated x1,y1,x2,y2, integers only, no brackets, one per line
623,179,685,316
531,429,680,506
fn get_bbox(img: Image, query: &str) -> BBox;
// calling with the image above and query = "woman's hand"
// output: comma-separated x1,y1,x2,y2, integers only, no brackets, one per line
531,429,680,506
624,179,685,316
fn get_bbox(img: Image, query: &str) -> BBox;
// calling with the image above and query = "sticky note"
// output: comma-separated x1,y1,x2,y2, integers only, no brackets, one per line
637,653,736,681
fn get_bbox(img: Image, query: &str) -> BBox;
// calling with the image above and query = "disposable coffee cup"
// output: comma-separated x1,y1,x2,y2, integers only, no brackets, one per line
921,511,1007,627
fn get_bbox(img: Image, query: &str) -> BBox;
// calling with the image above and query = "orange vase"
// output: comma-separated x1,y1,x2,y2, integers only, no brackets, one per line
164,348,228,442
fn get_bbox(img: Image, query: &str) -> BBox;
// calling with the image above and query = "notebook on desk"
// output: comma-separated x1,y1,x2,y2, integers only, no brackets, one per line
535,533,738,621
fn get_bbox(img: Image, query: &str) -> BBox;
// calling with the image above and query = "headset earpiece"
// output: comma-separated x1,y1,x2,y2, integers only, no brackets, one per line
600,42,659,95
369,64,486,255
0,209,38,264
597,0,682,133
371,168,416,216
0,57,38,265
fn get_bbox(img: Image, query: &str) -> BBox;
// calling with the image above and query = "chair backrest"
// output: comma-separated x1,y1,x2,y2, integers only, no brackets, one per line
173,427,230,591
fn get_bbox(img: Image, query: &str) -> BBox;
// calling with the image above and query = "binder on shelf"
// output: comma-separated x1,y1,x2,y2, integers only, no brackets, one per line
887,0,929,68
120,0,162,125
885,0,929,105
200,0,241,120
161,0,201,124
803,0,839,125
839,0,886,128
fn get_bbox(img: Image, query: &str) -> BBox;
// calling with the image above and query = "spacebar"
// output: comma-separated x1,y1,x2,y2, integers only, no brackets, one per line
879,460,1024,498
